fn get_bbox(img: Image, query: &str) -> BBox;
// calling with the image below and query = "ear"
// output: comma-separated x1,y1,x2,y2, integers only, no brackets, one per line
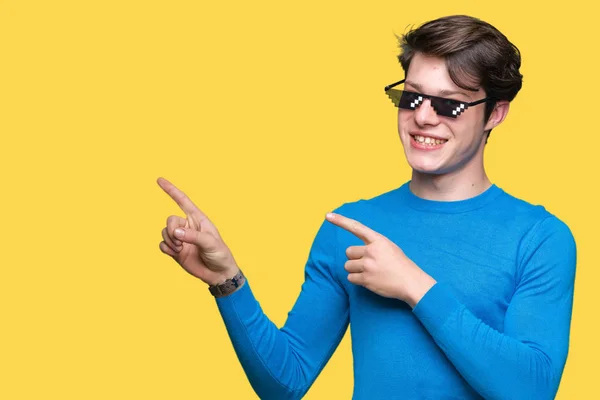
483,101,510,131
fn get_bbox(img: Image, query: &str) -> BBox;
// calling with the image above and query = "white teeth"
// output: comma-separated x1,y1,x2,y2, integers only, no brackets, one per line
413,135,447,146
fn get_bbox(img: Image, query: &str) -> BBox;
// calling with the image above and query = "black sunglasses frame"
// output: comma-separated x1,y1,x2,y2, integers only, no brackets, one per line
384,79,493,118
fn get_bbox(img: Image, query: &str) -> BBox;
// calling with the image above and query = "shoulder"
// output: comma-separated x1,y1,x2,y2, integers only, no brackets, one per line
492,188,575,241
497,189,574,238
498,190,577,277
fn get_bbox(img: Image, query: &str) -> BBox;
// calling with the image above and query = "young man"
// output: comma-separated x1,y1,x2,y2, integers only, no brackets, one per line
158,15,576,399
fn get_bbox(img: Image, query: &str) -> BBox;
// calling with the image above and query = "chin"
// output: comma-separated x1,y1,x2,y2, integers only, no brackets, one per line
404,150,445,174
409,163,446,175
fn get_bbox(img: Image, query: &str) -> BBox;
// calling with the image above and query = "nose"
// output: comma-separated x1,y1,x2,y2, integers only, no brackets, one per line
413,99,440,127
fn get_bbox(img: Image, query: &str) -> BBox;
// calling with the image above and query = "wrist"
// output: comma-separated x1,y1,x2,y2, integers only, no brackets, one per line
208,268,245,298
205,265,240,286
406,272,436,308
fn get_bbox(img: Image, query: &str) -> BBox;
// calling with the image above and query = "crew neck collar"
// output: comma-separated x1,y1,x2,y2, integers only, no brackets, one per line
398,181,504,213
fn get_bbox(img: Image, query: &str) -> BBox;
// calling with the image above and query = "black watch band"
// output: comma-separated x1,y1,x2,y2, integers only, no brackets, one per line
209,270,246,298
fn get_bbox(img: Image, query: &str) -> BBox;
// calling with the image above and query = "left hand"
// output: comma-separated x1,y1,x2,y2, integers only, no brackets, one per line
325,212,436,308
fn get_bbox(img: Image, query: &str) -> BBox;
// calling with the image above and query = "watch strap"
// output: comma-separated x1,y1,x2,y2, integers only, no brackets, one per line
209,270,246,298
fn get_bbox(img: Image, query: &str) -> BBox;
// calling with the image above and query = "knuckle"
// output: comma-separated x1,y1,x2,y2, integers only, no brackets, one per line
167,215,183,226
159,241,168,253
167,215,176,227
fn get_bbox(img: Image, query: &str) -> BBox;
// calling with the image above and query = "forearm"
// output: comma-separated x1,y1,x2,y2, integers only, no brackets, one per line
413,283,567,400
215,279,349,400
210,215,349,399
215,282,312,400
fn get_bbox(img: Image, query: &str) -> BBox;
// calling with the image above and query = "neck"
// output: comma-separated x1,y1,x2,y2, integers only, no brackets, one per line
409,157,491,201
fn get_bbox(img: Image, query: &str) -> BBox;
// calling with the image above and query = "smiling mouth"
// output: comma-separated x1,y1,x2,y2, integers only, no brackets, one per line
410,134,448,146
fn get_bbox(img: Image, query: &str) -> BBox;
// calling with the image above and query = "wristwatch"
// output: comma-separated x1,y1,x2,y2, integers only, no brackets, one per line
208,270,246,298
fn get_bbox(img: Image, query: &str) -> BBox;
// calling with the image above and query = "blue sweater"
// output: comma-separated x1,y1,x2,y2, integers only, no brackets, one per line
215,182,577,399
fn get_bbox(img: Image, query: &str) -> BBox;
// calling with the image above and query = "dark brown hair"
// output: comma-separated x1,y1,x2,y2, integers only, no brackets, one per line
397,15,523,137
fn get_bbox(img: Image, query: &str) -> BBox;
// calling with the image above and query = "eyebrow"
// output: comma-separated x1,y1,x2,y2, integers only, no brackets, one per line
405,80,471,99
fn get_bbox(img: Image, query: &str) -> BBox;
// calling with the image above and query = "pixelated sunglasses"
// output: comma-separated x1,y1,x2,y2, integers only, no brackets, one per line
384,79,492,118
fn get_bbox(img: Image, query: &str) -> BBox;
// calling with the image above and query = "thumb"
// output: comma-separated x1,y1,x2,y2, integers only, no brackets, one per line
174,228,217,251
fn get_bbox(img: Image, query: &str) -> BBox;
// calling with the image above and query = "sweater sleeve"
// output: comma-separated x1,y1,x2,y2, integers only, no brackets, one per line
412,216,577,400
214,217,350,400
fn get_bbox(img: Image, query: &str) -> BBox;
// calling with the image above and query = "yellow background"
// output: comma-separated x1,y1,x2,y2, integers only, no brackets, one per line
1,1,597,398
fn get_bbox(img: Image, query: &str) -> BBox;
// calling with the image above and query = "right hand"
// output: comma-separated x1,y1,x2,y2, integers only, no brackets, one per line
157,177,240,286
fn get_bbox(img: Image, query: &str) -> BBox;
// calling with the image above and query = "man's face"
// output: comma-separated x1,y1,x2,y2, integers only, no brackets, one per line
398,53,492,176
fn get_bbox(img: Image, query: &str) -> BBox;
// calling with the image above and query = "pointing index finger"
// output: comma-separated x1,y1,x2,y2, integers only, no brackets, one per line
157,177,205,218
326,212,379,244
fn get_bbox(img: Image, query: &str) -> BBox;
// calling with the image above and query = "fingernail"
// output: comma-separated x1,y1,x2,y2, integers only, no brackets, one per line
174,228,184,238
326,213,334,219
